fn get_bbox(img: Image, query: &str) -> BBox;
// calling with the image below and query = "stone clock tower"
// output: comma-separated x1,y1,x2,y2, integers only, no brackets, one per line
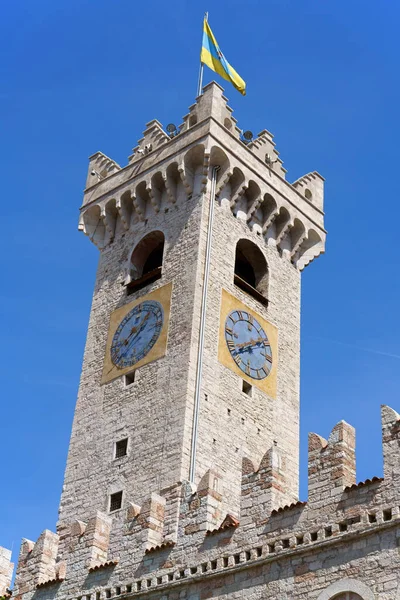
5,81,400,600
57,81,325,527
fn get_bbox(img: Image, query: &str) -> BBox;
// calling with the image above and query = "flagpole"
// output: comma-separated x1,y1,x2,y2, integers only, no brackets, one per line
197,11,208,96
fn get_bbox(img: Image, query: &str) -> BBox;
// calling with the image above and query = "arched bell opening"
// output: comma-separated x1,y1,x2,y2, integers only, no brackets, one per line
126,231,165,295
234,238,269,306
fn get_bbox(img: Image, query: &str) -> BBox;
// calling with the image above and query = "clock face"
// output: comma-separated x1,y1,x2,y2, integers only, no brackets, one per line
110,300,164,369
225,309,272,380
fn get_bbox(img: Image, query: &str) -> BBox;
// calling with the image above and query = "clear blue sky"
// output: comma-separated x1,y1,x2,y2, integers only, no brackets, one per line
1,0,400,562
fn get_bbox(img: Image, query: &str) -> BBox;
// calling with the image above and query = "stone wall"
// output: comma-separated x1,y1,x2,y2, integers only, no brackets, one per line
0,547,13,596
59,81,325,526
10,406,400,600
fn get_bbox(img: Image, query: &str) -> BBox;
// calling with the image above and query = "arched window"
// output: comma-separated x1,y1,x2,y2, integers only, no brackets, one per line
126,231,164,295
332,595,363,600
234,239,268,306
317,578,374,600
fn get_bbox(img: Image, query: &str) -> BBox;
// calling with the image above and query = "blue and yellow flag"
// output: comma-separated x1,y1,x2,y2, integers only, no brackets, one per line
200,18,246,96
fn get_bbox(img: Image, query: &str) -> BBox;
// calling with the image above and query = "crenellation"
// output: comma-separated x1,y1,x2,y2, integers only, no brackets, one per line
14,531,59,594
308,421,356,507
292,171,324,212
0,547,13,597
12,410,395,597
84,512,112,569
137,493,166,551
381,404,400,482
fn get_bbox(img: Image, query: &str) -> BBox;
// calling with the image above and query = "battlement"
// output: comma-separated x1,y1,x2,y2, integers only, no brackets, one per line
78,82,325,270
9,404,399,599
0,547,13,596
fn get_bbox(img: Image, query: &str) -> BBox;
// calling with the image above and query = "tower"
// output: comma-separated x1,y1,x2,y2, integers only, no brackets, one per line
4,81,400,600
59,81,325,527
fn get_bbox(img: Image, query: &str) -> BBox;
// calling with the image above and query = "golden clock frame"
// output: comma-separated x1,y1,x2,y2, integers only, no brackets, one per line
218,288,278,398
101,282,172,385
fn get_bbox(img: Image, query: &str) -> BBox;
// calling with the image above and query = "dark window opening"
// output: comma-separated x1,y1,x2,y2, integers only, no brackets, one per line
235,248,256,288
124,371,135,386
115,438,128,459
142,242,163,275
234,239,269,306
127,231,164,295
242,380,252,396
109,491,123,512
383,509,392,521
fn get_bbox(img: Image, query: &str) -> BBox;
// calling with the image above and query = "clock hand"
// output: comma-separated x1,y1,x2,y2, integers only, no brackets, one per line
117,313,151,361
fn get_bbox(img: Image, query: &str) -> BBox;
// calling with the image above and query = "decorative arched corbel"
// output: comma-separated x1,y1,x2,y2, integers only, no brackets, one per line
101,202,117,245
199,149,210,194
290,219,307,260
215,169,233,197
116,191,132,231
274,208,292,245
230,181,249,209
133,182,148,221
80,205,106,249
247,193,263,221
295,229,324,270
162,171,176,204
178,161,193,197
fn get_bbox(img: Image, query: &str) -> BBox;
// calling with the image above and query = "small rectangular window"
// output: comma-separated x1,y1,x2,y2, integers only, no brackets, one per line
242,380,252,396
115,438,128,459
109,491,123,512
124,371,135,386
383,509,392,521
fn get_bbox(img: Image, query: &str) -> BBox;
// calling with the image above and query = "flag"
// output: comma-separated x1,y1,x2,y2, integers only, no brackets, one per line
200,18,246,96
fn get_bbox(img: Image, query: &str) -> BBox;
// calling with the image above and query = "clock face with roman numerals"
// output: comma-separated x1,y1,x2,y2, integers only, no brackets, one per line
110,300,163,369
224,309,272,380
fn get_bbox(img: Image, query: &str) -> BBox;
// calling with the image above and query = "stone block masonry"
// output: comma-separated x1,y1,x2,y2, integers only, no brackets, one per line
9,405,400,600
4,81,398,600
